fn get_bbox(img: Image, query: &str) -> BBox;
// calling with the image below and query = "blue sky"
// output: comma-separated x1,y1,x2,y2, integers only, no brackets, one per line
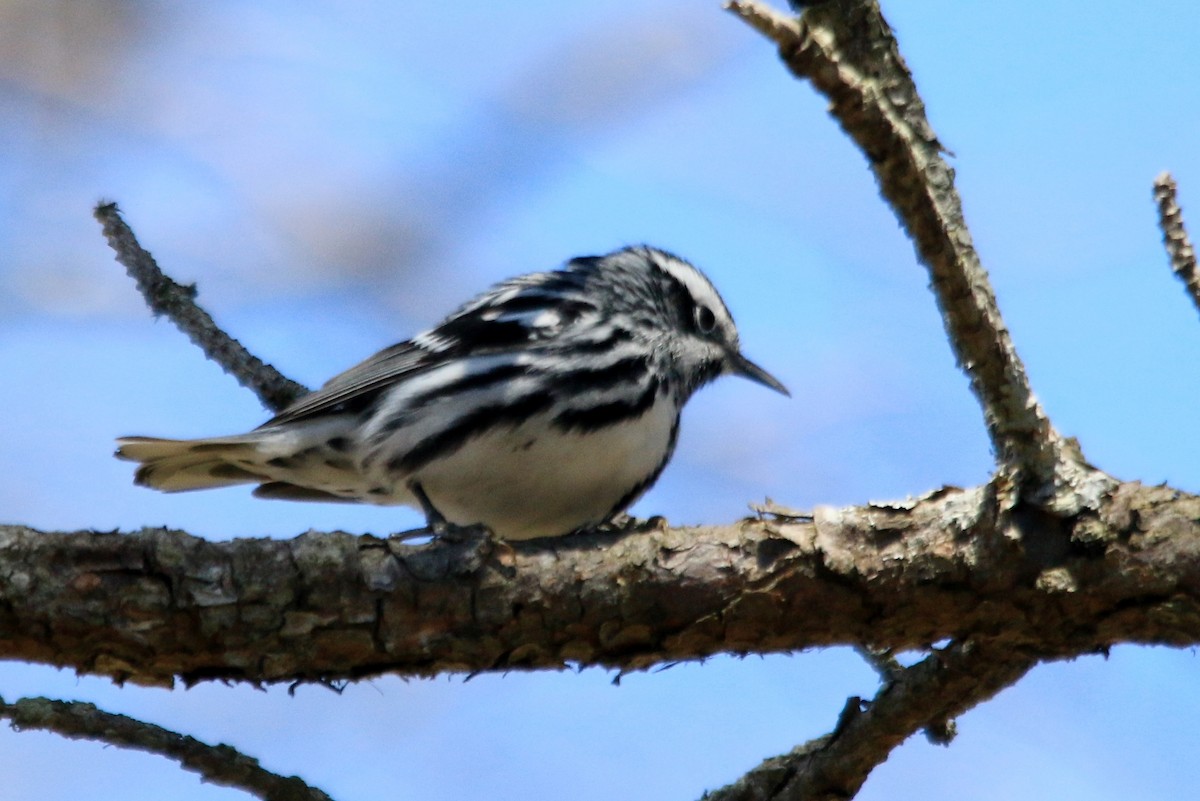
3,1,1200,799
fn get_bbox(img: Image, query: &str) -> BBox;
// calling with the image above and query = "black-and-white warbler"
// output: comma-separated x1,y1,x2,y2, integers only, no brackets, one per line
117,246,787,540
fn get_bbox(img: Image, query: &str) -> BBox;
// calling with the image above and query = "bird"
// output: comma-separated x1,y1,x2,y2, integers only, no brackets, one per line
116,245,788,540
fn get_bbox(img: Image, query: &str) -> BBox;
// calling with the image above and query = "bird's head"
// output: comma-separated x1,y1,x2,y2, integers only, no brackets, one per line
575,246,789,400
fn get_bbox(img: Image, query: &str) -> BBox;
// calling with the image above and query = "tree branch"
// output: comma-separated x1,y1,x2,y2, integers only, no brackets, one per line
0,694,333,801
723,0,1097,509
714,4,1138,793
1153,172,1200,314
95,202,309,412
703,640,1037,800
1,481,1197,687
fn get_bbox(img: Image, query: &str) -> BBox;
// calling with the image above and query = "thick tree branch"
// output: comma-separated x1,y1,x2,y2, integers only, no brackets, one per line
703,640,1037,801
724,0,1095,508
95,202,308,412
1153,172,1200,314
0,694,333,801
1,481,1198,687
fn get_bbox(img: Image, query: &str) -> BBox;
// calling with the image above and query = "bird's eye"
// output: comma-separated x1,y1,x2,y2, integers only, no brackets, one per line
694,305,717,334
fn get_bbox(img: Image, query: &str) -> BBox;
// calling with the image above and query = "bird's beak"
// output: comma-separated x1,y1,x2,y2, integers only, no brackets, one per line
728,350,789,397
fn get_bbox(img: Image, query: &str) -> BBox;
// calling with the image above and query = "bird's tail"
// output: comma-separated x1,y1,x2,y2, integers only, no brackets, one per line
115,435,271,492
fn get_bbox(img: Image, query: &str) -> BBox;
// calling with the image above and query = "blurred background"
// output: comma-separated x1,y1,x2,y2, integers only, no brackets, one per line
3,1,1200,799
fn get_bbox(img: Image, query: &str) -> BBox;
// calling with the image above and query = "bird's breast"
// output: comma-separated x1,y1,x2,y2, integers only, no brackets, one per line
409,392,680,540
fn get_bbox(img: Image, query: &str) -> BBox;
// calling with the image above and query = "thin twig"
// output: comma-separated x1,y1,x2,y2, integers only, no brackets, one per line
1153,172,1200,314
723,0,1101,509
0,694,334,801
95,202,308,412
701,641,1038,801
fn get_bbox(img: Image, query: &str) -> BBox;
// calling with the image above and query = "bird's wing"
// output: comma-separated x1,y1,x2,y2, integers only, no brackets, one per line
261,270,595,427
262,341,434,426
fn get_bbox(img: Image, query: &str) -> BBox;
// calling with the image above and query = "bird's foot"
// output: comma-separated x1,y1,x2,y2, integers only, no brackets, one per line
438,522,501,574
389,520,500,577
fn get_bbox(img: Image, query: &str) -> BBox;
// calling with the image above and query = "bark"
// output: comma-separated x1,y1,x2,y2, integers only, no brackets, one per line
0,695,332,801
702,639,1037,801
1154,173,1200,315
3,481,1198,688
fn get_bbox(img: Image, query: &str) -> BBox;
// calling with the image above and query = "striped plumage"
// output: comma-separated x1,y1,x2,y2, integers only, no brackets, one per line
117,246,787,540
